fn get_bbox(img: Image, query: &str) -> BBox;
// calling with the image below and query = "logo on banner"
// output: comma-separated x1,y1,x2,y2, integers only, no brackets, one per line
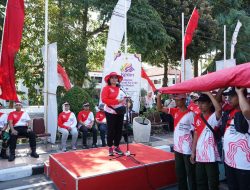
120,63,134,72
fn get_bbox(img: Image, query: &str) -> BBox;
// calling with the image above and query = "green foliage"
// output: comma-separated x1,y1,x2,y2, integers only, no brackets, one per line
58,86,95,115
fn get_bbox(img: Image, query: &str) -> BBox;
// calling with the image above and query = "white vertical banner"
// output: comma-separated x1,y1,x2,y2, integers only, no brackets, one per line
216,59,236,71
231,20,242,59
181,59,193,81
112,53,141,113
42,42,58,143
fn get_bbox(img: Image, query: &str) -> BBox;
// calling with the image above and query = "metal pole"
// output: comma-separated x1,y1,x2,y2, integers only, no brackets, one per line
44,0,49,133
124,0,127,58
181,12,185,82
224,25,226,63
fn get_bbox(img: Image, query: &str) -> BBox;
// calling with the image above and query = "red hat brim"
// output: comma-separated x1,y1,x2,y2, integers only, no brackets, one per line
104,72,123,83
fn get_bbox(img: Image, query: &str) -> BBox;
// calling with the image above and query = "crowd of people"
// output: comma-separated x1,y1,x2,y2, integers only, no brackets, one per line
157,87,250,190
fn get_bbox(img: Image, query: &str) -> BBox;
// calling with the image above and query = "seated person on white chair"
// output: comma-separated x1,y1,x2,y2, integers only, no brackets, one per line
58,102,78,152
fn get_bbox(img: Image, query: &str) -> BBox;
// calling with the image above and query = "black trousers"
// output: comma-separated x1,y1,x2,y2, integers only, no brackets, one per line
105,112,124,147
225,164,250,190
9,126,36,155
79,125,97,145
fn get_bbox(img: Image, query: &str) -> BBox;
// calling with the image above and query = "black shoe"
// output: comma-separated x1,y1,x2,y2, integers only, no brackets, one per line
102,144,106,147
0,153,9,159
82,145,89,149
31,151,39,158
92,144,98,148
114,147,124,155
8,154,15,162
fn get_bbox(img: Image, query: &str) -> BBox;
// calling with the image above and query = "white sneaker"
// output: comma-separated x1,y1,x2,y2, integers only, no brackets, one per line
62,147,67,152
72,146,77,150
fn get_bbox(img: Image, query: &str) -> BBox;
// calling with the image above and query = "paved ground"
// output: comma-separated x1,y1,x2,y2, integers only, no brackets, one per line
0,132,228,190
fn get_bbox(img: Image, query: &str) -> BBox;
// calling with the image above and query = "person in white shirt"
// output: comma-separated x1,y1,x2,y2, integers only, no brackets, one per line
0,103,9,159
8,101,39,161
190,92,222,190
58,102,78,152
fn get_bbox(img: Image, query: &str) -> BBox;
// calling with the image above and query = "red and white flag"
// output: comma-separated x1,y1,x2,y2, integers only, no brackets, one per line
0,0,25,101
184,8,199,58
141,67,156,92
57,64,71,91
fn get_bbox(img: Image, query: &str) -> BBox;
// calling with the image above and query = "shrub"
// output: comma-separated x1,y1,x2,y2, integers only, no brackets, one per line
58,86,96,115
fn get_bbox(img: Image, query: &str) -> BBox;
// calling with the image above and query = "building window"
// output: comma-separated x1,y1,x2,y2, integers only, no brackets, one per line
153,79,161,84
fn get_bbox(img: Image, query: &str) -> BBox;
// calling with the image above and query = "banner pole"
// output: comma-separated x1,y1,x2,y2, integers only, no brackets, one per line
182,12,185,82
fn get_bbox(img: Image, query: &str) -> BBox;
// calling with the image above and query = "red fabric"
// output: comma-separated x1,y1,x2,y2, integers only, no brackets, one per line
159,62,250,94
141,68,157,92
188,101,201,115
194,114,212,138
57,64,71,91
95,111,106,122
0,0,25,101
101,86,119,106
77,110,91,123
58,112,71,129
8,111,24,126
184,8,199,58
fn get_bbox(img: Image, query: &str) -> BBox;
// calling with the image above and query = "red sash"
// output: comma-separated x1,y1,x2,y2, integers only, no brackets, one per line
174,110,189,129
79,111,91,123
11,111,24,126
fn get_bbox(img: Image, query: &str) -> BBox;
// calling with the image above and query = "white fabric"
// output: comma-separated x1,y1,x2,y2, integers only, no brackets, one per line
42,43,58,143
58,127,78,149
62,112,77,128
181,59,193,82
164,99,176,108
0,113,8,129
173,111,194,155
231,20,242,59
14,112,31,127
195,113,221,162
216,59,236,71
82,112,94,126
224,118,250,170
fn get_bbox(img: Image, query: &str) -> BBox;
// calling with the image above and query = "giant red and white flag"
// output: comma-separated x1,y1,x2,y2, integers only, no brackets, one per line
0,0,24,101
57,64,71,91
159,62,250,94
184,8,199,58
141,67,157,92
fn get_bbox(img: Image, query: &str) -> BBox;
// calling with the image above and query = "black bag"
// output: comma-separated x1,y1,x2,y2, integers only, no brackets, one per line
221,110,249,135
200,114,223,161
109,106,126,115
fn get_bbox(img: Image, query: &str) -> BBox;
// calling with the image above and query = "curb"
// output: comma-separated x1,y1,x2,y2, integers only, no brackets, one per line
0,163,45,182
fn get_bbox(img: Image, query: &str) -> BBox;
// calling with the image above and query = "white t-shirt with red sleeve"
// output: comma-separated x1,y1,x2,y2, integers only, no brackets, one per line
58,111,77,129
162,107,194,155
224,109,250,170
194,113,221,162
77,110,94,127
0,112,8,129
8,111,30,127
101,85,126,114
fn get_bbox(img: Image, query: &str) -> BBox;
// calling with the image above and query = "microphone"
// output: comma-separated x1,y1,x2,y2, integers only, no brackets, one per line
116,82,121,87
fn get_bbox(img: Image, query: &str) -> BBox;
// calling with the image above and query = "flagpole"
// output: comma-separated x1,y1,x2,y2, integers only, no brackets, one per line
182,12,185,82
224,25,226,63
124,0,127,59
0,0,9,66
44,0,49,133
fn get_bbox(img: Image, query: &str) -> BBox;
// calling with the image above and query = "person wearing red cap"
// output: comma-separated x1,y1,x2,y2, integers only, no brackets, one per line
58,102,78,152
101,72,126,156
8,101,39,161
0,103,9,159
157,92,196,190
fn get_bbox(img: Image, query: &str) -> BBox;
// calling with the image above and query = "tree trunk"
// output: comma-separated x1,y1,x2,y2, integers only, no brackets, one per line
193,57,199,77
162,58,169,87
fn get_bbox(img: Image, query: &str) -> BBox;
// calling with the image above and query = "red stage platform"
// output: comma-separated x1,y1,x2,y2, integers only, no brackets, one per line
49,143,176,190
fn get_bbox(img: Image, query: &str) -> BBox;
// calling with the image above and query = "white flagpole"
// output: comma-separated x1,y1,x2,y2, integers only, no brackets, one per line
231,20,242,59
44,0,49,133
181,12,185,82
124,0,128,58
224,25,226,63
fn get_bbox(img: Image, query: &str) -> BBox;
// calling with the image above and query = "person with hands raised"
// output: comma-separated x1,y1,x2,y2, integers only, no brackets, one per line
190,91,222,190
157,91,196,190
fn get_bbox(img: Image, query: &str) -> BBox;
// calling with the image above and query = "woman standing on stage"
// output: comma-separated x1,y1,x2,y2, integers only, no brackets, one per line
101,72,126,156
